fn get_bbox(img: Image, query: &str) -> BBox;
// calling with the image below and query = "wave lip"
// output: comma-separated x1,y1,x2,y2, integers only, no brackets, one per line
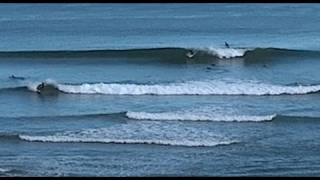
126,111,277,122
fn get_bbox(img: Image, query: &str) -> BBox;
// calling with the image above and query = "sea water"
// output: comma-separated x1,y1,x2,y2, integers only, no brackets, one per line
1,3,320,176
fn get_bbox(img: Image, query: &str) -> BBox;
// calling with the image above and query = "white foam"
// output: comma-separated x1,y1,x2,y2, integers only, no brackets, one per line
202,47,249,59
56,80,320,95
26,82,39,92
126,111,276,122
19,135,233,147
19,121,237,147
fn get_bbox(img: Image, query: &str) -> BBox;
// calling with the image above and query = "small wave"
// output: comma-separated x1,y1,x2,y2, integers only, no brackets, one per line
18,135,235,147
17,121,237,147
126,111,276,122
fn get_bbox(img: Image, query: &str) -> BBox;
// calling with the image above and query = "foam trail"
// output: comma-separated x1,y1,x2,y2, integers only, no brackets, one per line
19,135,233,147
56,80,320,95
126,111,276,122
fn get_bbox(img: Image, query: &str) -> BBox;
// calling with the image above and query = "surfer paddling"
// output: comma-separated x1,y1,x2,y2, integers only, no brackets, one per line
9,75,25,80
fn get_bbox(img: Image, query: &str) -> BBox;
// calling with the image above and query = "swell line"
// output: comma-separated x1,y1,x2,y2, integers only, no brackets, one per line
0,47,319,62
1,111,318,123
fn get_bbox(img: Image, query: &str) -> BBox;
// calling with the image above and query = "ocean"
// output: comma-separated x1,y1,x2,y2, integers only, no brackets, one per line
1,3,320,176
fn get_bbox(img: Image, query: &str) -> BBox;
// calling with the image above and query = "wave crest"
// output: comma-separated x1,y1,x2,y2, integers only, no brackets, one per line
126,111,276,122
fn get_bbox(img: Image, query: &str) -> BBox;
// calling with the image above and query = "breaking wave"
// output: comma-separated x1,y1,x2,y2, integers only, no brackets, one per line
17,121,238,147
25,79,320,96
0,47,319,62
2,79,320,96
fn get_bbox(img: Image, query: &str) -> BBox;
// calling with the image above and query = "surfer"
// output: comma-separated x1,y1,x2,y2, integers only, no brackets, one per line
36,82,59,95
186,49,196,58
37,82,45,92
225,41,230,48
9,75,25,80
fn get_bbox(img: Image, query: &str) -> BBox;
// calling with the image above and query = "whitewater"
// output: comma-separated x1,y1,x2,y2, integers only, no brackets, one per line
24,79,320,96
